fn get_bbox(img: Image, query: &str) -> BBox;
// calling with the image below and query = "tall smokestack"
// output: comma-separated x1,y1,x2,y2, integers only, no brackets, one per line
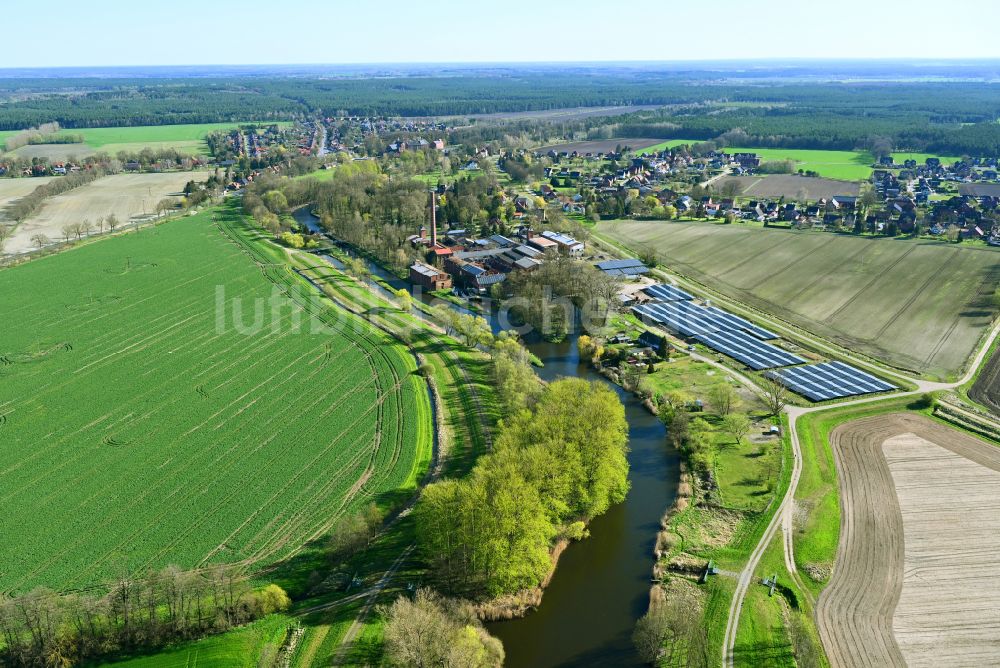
430,192,438,248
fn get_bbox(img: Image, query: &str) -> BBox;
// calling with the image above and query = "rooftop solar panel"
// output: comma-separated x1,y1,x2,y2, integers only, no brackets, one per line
769,362,897,401
644,284,695,302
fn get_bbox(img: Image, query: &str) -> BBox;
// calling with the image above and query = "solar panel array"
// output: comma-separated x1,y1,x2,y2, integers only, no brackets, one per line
702,307,777,341
634,299,778,340
596,258,650,277
695,330,805,370
644,283,694,302
633,300,801,370
769,361,897,401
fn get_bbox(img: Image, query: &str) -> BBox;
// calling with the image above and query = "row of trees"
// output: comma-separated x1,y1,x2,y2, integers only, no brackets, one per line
0,567,290,667
415,377,628,596
4,168,106,222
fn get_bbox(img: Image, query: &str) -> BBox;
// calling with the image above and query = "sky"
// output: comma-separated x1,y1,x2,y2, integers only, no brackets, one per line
3,0,1000,68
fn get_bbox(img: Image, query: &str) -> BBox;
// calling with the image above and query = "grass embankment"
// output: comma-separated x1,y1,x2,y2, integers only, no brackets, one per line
189,210,497,665
608,328,790,664
104,615,291,668
654,413,791,664
290,248,497,475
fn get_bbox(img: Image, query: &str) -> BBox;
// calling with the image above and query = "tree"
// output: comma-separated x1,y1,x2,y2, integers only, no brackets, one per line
632,598,696,666
708,383,738,416
722,413,752,445
31,233,49,249
394,288,412,312
381,589,503,668
280,231,304,248
344,257,370,284
61,224,75,242
106,214,120,232
760,376,789,416
0,225,11,252
262,190,288,214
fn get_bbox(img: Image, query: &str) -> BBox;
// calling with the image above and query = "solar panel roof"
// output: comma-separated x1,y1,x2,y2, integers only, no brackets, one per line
769,361,897,401
644,283,695,302
596,258,647,270
694,330,804,370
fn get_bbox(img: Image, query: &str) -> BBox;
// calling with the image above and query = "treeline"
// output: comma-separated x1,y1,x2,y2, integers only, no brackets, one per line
415,376,628,597
0,566,290,667
4,128,84,152
3,74,997,144
614,105,1000,156
4,168,106,222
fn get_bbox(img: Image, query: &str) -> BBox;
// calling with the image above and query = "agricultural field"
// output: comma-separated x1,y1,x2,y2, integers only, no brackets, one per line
2,122,292,160
960,183,1000,198
817,413,1000,667
969,345,1000,417
634,139,693,155
722,147,962,181
3,172,202,255
0,176,55,219
597,220,1000,378
712,174,860,200
540,137,664,154
0,208,431,593
725,147,875,181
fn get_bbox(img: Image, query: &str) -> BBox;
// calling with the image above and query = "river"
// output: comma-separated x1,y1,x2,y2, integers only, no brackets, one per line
488,335,679,667
293,208,681,665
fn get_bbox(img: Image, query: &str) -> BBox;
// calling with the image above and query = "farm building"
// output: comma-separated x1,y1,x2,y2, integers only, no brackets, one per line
541,230,585,256
409,261,452,291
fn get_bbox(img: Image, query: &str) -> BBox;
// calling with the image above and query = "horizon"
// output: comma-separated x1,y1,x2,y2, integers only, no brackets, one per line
3,0,999,68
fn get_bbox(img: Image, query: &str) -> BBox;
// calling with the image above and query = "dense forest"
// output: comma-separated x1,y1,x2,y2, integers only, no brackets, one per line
2,71,1000,154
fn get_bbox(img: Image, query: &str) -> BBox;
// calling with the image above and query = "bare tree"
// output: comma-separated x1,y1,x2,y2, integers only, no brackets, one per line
30,233,49,249
708,383,738,416
761,376,789,416
61,224,75,242
107,214,120,232
633,598,696,666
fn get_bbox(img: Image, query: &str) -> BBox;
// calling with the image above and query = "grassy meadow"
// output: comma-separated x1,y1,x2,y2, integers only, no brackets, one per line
597,220,999,379
0,207,432,593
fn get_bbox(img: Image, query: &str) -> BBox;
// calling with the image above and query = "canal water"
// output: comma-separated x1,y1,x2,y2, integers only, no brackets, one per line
294,208,681,666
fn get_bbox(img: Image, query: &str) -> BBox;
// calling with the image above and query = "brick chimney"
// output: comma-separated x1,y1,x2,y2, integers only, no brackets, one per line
430,192,438,248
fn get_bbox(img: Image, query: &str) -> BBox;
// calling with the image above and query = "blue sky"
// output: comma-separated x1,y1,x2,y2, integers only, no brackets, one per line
3,0,999,67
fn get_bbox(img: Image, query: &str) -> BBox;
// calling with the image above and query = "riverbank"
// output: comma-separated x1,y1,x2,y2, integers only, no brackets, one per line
292,205,681,666
576,322,798,664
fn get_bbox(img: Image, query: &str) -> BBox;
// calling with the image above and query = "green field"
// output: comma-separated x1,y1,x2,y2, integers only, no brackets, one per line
598,220,1000,378
106,615,290,668
0,207,431,593
634,139,692,155
633,144,963,180
2,122,292,157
